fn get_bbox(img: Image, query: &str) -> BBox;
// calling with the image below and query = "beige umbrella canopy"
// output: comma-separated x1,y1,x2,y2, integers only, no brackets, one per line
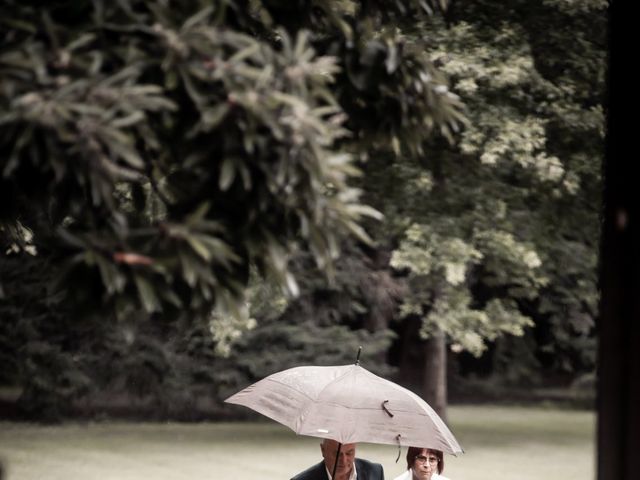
224,361,463,456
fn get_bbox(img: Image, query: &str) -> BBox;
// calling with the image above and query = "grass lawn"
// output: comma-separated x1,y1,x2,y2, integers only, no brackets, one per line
0,405,595,480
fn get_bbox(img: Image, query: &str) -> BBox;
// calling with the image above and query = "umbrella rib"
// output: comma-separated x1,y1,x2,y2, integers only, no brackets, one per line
264,378,318,402
295,366,359,431
267,365,356,401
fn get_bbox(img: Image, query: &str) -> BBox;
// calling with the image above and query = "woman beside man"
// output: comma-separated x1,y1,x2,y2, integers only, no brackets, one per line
392,447,450,480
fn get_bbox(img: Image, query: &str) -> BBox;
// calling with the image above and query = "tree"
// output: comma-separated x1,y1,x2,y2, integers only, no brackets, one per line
446,0,604,383
357,0,606,417
0,0,463,417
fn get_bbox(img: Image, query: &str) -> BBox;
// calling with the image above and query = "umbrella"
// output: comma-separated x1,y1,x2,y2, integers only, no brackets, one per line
224,354,463,476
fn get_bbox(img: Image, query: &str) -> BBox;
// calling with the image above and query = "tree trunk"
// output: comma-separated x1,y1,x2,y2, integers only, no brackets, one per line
422,327,447,423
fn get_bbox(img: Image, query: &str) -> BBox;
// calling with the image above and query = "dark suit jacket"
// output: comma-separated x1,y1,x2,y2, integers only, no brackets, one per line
291,458,384,480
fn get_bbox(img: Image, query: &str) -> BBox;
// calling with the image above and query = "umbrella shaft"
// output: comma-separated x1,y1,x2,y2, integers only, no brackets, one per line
332,442,342,479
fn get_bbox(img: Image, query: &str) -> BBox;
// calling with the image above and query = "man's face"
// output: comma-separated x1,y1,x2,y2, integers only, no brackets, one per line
320,439,356,477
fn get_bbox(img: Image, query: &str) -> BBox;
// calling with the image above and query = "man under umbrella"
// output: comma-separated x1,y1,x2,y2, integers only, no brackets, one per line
291,438,385,480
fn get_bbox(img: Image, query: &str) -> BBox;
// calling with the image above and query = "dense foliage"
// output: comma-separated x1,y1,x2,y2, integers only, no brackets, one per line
366,0,604,393
0,0,605,418
0,0,462,417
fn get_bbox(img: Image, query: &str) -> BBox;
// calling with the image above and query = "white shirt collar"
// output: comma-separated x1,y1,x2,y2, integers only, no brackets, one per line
324,462,357,480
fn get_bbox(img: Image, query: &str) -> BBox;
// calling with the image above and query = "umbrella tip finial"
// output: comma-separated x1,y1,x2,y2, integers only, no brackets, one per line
355,346,362,365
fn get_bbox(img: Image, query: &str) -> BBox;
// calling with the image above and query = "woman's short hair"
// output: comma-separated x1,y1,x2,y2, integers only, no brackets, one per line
405,446,444,474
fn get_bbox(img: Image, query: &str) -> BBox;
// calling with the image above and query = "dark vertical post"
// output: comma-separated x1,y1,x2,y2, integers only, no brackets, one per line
597,3,640,478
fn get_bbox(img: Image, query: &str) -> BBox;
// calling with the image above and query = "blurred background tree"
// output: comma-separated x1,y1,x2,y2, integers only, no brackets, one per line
367,0,605,416
0,0,605,421
0,0,461,419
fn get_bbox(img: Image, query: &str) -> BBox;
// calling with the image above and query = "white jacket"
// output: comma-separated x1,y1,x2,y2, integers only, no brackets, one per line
392,469,450,480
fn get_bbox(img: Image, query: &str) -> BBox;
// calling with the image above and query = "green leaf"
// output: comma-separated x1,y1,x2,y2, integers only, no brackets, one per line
133,273,162,313
185,203,210,225
94,254,126,295
186,235,212,261
202,103,230,130
178,247,198,287
219,157,236,191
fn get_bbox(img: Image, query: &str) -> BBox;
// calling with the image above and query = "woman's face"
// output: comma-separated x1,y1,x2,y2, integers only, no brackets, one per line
411,449,439,480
